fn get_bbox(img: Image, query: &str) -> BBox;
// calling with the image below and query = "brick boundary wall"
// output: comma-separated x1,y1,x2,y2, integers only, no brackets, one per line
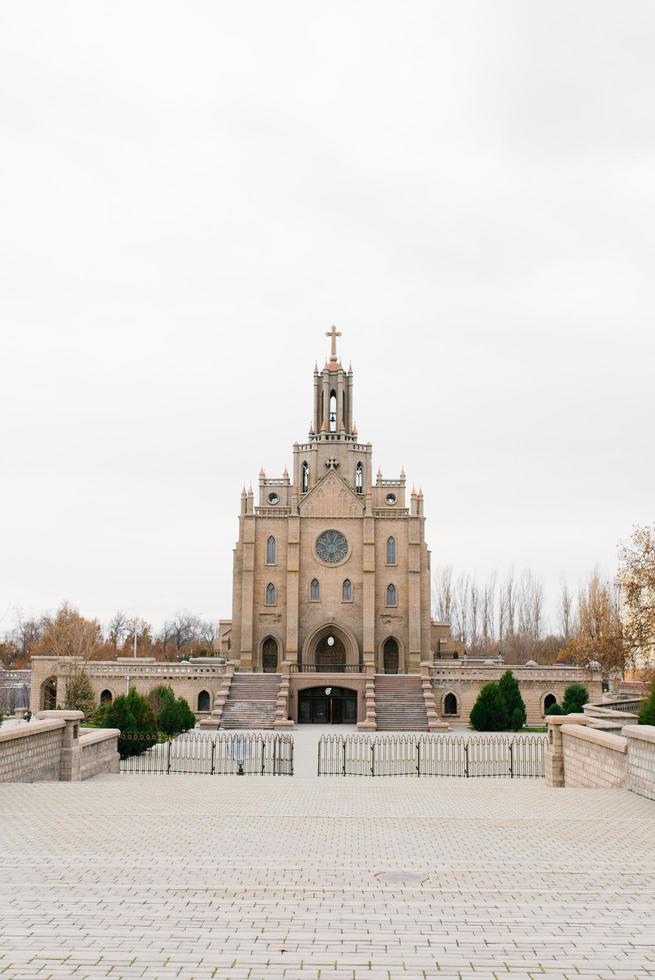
624,725,655,802
0,711,119,783
561,725,627,789
546,715,655,802
0,718,65,782
79,728,121,780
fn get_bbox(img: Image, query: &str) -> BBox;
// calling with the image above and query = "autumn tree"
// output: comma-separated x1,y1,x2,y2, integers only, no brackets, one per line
559,573,626,673
32,603,104,717
619,524,655,672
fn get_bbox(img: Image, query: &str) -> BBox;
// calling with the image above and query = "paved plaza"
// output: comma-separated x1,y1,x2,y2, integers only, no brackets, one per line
1,773,654,980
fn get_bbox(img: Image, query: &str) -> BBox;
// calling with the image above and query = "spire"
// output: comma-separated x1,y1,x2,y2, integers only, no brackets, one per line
326,325,342,362
259,466,266,477
400,466,406,478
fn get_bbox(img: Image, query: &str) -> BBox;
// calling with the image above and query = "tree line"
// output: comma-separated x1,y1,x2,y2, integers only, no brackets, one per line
434,523,655,675
0,603,218,669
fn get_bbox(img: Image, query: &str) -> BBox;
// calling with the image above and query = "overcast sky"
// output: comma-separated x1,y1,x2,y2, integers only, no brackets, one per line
1,1,654,634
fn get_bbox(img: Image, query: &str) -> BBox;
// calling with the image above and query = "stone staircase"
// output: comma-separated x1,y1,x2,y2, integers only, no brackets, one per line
374,675,429,732
221,673,281,730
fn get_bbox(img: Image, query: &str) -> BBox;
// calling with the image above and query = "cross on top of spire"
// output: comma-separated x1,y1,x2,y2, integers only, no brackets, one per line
326,325,342,361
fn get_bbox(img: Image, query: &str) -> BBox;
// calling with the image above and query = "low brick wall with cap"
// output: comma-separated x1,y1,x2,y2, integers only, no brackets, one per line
546,714,655,801
0,718,66,782
0,711,119,783
80,728,120,780
624,725,655,802
561,724,628,789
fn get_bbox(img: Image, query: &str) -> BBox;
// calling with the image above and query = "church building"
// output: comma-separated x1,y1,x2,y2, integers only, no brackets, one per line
226,328,435,680
29,329,603,728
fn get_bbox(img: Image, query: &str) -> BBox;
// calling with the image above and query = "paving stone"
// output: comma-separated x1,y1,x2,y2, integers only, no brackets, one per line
0,777,654,979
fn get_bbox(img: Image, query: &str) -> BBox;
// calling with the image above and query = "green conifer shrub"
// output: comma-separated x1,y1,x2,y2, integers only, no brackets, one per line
149,685,196,735
104,688,158,758
64,670,96,719
638,678,655,725
498,671,527,731
469,682,509,731
545,702,564,716
561,683,589,714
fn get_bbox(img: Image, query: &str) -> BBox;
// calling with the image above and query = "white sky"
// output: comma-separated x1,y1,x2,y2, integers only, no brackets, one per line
1,1,654,633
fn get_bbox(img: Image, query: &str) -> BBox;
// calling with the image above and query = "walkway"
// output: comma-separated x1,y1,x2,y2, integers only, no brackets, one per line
0,777,654,979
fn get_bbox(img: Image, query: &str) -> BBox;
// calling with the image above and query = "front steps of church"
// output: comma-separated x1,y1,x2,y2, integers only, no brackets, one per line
221,673,280,729
374,675,429,731
213,672,431,732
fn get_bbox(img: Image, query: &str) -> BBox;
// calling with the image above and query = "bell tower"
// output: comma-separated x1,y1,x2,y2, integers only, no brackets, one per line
312,327,355,438
294,328,373,496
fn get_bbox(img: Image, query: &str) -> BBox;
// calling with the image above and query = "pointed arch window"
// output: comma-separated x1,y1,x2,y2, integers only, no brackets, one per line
301,461,309,494
386,584,397,607
329,391,337,432
386,536,396,565
444,693,458,716
355,462,363,494
310,578,320,602
265,583,276,606
266,536,277,565
342,579,353,602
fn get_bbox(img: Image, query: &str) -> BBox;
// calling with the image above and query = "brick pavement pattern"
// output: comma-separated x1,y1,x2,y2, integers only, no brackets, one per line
0,776,654,980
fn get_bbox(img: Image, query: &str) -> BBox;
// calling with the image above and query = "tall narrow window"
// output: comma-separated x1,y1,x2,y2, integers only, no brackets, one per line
266,536,276,565
355,462,363,494
386,584,397,607
386,536,396,565
310,578,320,601
329,391,337,432
301,461,309,494
444,693,458,716
342,579,353,602
265,583,276,606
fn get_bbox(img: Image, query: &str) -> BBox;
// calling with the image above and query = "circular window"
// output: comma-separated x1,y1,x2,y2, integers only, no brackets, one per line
385,493,397,506
268,492,280,505
315,530,349,564
327,636,335,647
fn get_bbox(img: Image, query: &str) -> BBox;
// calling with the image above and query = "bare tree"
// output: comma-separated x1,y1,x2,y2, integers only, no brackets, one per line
106,610,130,649
482,572,497,646
13,609,42,659
164,612,203,657
559,581,575,642
453,573,470,648
432,565,454,625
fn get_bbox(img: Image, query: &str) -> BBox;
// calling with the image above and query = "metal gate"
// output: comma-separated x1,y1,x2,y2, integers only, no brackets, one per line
120,733,294,776
318,734,546,778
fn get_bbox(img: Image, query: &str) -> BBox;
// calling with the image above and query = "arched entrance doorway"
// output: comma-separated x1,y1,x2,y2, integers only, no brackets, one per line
316,634,346,672
302,623,360,672
41,676,57,710
383,638,400,674
262,637,279,673
299,687,357,724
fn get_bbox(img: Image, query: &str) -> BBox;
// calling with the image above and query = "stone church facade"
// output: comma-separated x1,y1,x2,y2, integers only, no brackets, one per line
27,329,604,729
227,328,434,677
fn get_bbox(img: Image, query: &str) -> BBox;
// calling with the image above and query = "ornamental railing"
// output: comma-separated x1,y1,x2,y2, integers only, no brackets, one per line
317,734,546,778
120,733,294,776
292,663,364,674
